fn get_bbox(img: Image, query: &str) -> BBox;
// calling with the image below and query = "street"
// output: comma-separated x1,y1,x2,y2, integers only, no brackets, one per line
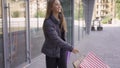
68,23,120,68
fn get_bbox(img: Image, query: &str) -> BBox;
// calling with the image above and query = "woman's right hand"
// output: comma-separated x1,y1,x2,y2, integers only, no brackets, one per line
72,48,79,54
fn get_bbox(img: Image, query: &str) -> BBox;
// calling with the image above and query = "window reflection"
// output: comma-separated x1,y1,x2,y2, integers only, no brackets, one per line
30,0,46,59
0,0,4,68
74,0,86,41
8,0,26,68
60,0,74,44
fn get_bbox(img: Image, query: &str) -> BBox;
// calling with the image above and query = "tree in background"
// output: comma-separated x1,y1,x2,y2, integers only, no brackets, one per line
74,0,83,20
116,0,120,19
12,11,20,18
34,10,45,18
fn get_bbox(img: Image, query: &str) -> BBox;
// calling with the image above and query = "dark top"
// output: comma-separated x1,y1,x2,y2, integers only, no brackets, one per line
41,15,73,58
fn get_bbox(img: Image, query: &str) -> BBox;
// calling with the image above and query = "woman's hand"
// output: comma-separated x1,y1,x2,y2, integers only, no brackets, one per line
72,48,79,54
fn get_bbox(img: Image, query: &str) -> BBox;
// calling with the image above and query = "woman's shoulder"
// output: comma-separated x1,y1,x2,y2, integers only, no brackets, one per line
43,18,54,26
44,18,51,23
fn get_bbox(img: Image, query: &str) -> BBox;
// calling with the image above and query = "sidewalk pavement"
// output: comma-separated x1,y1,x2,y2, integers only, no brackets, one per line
25,54,46,68
25,23,120,68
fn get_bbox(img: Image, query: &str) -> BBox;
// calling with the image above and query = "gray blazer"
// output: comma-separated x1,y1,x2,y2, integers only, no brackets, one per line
41,15,73,58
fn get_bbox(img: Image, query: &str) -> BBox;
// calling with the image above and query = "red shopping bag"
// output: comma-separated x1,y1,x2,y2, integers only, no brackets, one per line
80,52,110,68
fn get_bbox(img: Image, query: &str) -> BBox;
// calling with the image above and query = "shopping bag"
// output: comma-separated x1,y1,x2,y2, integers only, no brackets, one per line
73,56,84,68
79,52,110,68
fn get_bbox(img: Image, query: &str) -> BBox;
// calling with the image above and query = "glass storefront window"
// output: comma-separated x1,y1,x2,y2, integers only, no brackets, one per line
7,0,26,68
30,0,46,59
0,0,4,68
74,0,86,42
61,0,74,45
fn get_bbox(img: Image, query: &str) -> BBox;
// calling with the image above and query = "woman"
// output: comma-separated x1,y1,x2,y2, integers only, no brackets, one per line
41,0,79,68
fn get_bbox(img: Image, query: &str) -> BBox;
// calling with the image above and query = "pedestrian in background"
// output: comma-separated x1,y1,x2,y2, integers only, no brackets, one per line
41,0,79,68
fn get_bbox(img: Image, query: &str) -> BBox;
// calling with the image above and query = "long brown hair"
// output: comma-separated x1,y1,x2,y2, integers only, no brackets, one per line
45,0,67,32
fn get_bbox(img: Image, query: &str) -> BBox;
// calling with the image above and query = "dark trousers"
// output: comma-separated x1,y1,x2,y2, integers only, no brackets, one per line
46,51,67,68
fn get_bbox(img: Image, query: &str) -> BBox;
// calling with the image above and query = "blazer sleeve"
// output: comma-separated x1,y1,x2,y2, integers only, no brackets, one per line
43,20,73,52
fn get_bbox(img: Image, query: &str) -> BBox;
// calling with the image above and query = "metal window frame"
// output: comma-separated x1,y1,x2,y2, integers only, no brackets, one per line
2,0,31,68
25,0,31,63
2,0,10,68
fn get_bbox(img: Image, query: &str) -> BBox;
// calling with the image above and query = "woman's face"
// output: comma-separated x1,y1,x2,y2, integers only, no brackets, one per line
52,0,61,14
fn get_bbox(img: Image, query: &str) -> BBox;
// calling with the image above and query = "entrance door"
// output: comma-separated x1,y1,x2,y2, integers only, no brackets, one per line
0,0,27,68
5,0,27,68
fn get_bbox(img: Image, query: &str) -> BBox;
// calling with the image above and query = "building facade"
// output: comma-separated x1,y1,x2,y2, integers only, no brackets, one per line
93,0,115,19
